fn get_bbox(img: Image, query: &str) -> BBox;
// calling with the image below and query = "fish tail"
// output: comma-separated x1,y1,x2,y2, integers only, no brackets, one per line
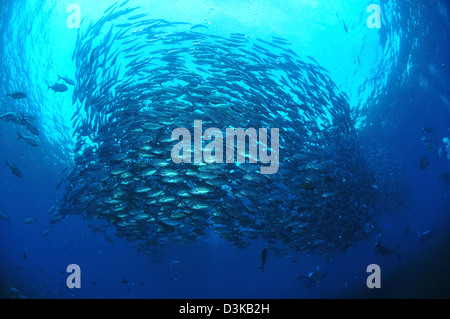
17,131,23,140
5,159,8,167
258,266,264,272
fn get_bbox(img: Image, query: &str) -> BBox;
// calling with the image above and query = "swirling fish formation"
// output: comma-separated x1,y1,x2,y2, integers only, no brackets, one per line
52,2,401,259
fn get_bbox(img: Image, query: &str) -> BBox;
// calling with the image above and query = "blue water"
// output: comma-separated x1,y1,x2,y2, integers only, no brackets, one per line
1,0,449,299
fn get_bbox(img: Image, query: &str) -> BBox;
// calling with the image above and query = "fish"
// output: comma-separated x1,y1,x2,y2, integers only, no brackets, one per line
417,229,434,243
24,217,38,224
57,75,76,85
25,122,40,136
343,21,348,33
0,112,18,122
119,0,131,8
189,187,213,196
49,83,68,93
374,241,402,260
190,24,209,31
103,234,115,244
422,126,435,133
258,248,268,272
104,2,118,14
17,132,40,147
5,160,23,178
6,92,27,99
419,156,429,170
43,228,52,237
128,13,148,21
0,210,10,222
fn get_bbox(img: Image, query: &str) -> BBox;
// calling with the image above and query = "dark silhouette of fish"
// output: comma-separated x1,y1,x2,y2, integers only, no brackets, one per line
0,112,18,122
343,21,348,33
191,24,209,31
417,229,434,243
57,75,76,86
5,159,23,178
17,132,40,147
103,234,115,245
7,92,27,99
0,210,10,223
43,228,52,237
49,83,68,93
258,248,268,272
374,241,402,260
422,126,435,133
419,156,429,170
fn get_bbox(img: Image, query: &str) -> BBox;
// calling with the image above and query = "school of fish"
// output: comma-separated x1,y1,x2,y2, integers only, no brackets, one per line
46,1,405,260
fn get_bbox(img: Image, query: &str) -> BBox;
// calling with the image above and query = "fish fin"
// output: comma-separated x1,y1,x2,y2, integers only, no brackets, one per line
17,132,23,140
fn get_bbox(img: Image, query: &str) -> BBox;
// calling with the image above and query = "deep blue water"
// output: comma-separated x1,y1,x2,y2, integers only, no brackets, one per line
1,0,450,299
